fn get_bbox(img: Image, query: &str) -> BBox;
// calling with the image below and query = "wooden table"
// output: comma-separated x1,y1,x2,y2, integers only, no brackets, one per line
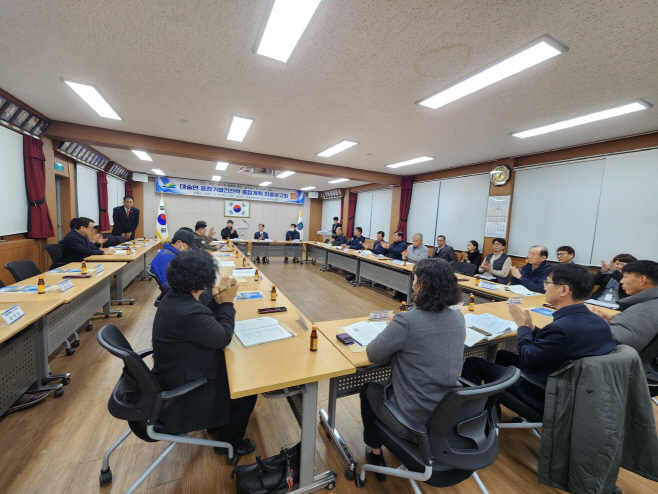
0,300,63,415
218,248,355,492
231,239,306,263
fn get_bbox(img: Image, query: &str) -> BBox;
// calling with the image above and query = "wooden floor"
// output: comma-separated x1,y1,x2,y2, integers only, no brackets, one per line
1,258,656,494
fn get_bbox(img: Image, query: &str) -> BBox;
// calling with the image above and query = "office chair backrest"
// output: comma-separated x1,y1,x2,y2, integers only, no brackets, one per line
102,233,120,247
639,333,658,383
4,260,42,282
427,366,520,471
97,325,161,425
148,269,165,293
451,261,478,277
0,278,5,288
45,243,65,269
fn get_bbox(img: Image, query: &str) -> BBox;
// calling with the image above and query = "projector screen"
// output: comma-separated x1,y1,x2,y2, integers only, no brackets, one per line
0,126,29,236
76,164,99,224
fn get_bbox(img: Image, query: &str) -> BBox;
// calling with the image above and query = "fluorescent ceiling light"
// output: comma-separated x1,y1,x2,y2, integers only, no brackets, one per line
215,161,229,170
62,79,122,120
386,156,434,169
300,186,316,190
256,0,322,63
417,35,568,110
317,140,358,157
211,175,221,182
328,178,349,184
276,171,295,178
259,181,272,186
152,169,165,176
513,100,652,138
132,150,152,161
227,116,254,142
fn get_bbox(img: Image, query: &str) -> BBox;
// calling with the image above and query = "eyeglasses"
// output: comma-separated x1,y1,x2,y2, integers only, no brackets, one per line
543,281,564,287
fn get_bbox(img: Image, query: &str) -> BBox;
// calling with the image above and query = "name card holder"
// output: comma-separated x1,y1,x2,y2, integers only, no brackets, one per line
2,305,25,325
95,264,105,274
58,279,74,292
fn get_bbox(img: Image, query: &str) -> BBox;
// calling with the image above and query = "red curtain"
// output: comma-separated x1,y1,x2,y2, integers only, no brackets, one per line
97,171,110,231
346,192,357,235
396,176,414,240
125,181,133,198
23,135,55,239
341,194,345,224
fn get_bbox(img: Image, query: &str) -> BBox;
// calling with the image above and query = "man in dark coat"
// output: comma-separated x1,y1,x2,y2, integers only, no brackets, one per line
111,196,140,242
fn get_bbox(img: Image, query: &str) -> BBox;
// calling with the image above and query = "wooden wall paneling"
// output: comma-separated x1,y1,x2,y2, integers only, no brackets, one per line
341,188,351,233
389,185,401,239
482,158,516,258
59,163,76,242
131,182,145,238
309,198,323,242
0,238,44,285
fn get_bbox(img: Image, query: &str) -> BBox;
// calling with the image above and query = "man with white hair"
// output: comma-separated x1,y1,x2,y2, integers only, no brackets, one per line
402,233,429,263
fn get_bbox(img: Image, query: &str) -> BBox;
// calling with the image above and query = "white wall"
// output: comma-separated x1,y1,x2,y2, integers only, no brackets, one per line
76,164,99,223
0,125,28,236
143,180,311,241
321,198,342,231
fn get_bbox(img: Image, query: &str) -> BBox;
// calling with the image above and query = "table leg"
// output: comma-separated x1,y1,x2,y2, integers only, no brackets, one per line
356,257,362,286
319,378,358,480
111,267,134,305
299,381,318,487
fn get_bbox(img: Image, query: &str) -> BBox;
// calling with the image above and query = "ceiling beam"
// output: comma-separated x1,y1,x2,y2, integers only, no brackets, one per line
44,121,402,185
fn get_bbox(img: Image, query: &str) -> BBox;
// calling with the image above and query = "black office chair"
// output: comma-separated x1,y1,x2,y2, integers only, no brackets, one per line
45,244,66,270
97,325,238,492
451,261,479,277
147,269,167,307
5,260,81,354
638,333,658,406
497,373,545,438
357,367,520,493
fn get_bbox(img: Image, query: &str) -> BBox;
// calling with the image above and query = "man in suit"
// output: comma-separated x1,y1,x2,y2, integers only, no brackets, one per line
111,196,140,242
284,223,301,263
510,245,551,293
253,223,269,263
331,217,342,240
61,217,114,263
432,235,456,262
462,263,615,414
151,250,257,457
331,226,347,246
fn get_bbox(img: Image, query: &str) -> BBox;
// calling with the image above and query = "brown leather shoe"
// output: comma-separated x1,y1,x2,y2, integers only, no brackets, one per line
2,390,50,416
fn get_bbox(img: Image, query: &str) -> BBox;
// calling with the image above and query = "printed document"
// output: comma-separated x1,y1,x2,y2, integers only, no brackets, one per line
234,317,294,347
463,313,517,346
343,320,387,346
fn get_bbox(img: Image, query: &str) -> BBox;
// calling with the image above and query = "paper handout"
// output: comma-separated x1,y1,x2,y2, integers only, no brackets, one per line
234,317,294,347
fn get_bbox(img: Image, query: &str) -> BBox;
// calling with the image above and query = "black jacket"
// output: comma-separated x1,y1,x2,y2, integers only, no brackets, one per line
221,227,239,240
332,234,347,245
151,290,236,434
61,229,103,263
111,206,140,238
591,269,629,301
432,244,457,262
285,230,300,241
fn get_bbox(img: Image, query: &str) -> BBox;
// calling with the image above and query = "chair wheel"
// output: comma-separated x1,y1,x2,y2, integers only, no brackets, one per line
117,313,122,318
312,260,316,265
326,482,335,490
227,455,240,466
62,377,71,385
99,468,113,485
71,340,80,348
511,416,523,423
129,301,134,305
354,476,366,488
54,388,64,397
105,314,110,318
66,348,75,356
345,470,355,480
86,324,93,331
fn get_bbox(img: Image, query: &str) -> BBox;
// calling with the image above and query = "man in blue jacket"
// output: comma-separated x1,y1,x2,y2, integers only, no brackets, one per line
383,231,407,260
150,229,198,291
509,245,551,293
462,263,615,414
61,217,114,263
368,231,389,256
342,227,366,250
284,224,301,263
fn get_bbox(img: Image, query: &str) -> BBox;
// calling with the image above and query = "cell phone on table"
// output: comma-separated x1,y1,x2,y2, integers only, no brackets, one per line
543,303,556,309
63,275,92,279
257,307,288,314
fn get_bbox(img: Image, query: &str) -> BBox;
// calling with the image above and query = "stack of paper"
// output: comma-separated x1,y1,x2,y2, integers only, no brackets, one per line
48,268,96,273
234,317,294,347
463,313,518,347
232,268,256,277
343,320,387,346
585,299,620,310
479,273,496,280
504,285,539,296
216,261,235,267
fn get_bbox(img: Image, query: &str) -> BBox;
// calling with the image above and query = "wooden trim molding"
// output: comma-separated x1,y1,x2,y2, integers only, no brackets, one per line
413,161,496,183
0,88,51,123
45,121,402,185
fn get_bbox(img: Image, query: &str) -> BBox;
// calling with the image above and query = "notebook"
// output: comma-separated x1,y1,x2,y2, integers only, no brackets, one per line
234,317,294,347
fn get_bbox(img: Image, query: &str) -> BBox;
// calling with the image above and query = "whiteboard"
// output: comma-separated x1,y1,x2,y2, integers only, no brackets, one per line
508,158,605,264
370,188,393,238
591,149,658,262
321,198,342,231
434,174,490,251
76,164,99,224
354,191,374,238
406,180,440,243
0,126,28,236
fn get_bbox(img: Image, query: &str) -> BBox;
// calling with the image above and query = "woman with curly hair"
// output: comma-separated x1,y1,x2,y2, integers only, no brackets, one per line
151,249,257,459
359,258,465,481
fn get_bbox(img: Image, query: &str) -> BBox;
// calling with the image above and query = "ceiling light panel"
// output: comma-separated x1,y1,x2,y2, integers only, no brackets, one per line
512,100,652,138
62,79,122,120
317,140,358,157
386,156,435,169
300,186,316,190
256,0,322,63
215,161,229,170
259,181,272,186
152,169,165,176
276,171,295,178
211,175,221,181
417,35,568,110
328,178,349,184
132,150,152,161
227,116,254,142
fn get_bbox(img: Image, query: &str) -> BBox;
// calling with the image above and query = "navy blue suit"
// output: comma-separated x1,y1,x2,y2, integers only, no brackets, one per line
345,235,366,250
253,231,269,240
332,234,347,245
388,241,407,260
510,260,551,293
61,230,104,263
285,231,300,241
371,240,389,256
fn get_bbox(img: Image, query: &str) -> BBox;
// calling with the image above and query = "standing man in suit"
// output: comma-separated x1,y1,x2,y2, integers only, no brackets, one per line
111,196,140,243
432,235,456,262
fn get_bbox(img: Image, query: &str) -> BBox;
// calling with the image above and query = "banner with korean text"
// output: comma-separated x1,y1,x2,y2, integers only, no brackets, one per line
155,176,305,204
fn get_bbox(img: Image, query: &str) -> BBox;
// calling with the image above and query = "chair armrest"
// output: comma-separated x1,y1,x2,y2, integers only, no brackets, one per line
158,378,208,402
136,348,154,359
519,371,546,391
383,400,433,464
459,377,476,387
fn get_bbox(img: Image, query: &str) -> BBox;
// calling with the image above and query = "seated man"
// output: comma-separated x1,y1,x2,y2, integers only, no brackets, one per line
331,216,342,240
220,220,239,241
253,223,270,264
368,231,389,256
479,237,512,284
342,227,366,250
402,233,428,263
432,235,456,262
111,195,140,243
194,221,218,251
462,263,615,413
383,231,407,260
151,250,257,458
150,229,198,291
331,226,346,246
510,245,550,293
284,224,301,263
591,254,637,303
556,245,575,263
61,217,114,263
590,260,658,354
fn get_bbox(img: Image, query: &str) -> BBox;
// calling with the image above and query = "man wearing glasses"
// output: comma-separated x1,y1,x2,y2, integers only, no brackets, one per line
510,245,551,293
61,217,115,263
556,246,575,263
